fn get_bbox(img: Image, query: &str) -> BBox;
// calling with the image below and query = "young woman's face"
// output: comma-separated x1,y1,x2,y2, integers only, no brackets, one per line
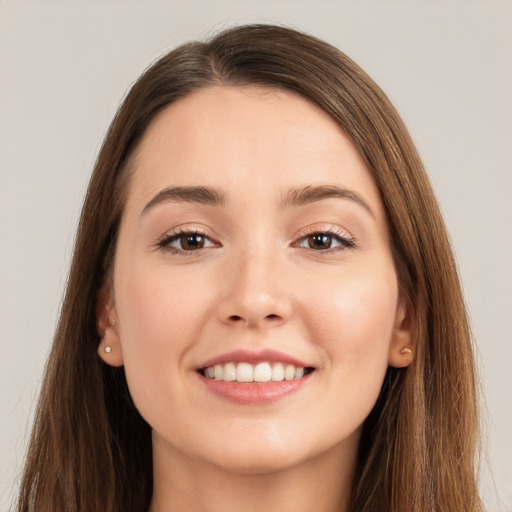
101,86,411,474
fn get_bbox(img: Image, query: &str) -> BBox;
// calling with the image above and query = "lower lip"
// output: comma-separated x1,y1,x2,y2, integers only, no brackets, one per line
199,374,311,405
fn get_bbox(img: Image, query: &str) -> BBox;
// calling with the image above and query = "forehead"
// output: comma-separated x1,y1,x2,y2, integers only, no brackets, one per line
126,85,384,218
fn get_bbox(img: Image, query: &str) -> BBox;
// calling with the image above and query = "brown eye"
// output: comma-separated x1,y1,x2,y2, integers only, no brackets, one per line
307,233,333,250
180,233,206,250
295,230,356,253
158,230,216,253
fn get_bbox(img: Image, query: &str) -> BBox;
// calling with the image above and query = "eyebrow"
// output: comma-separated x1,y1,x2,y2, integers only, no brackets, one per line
282,185,374,217
141,185,227,215
141,184,373,217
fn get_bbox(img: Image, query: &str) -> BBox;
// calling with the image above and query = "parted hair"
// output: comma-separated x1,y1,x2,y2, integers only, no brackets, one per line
16,24,483,512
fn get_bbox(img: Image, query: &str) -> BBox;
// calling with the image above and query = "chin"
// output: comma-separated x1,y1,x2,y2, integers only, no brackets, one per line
205,445,309,475
195,427,351,476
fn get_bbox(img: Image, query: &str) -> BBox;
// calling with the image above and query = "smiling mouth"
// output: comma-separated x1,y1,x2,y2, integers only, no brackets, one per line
199,362,315,383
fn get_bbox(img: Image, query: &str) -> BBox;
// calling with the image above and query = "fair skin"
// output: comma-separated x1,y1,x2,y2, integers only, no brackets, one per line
98,86,413,512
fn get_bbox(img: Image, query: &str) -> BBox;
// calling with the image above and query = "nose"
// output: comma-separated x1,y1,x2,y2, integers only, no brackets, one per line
216,250,293,329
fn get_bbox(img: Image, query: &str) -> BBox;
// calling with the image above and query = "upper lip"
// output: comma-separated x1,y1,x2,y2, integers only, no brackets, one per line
199,349,311,369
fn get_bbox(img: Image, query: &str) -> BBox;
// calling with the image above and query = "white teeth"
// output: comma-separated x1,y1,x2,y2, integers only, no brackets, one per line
272,362,285,381
223,362,237,381
284,364,296,381
236,362,253,383
254,362,272,383
202,361,309,383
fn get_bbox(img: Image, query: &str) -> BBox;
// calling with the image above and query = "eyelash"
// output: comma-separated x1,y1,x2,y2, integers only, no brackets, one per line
156,228,217,256
156,227,357,256
293,227,357,254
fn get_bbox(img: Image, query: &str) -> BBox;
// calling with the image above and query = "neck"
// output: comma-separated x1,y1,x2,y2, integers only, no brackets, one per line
148,432,358,512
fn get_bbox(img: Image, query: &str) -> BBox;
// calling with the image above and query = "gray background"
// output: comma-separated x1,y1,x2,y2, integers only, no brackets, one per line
1,1,511,510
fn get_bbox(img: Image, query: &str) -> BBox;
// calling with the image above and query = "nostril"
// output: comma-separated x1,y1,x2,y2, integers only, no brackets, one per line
224,312,285,326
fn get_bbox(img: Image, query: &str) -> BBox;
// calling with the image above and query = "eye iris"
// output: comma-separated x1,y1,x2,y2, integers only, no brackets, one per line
181,234,205,250
308,233,332,249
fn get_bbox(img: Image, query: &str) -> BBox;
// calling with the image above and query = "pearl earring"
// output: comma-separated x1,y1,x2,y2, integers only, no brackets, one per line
104,346,112,353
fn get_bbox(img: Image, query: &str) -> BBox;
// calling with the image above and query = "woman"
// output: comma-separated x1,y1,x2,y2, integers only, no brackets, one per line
16,24,483,512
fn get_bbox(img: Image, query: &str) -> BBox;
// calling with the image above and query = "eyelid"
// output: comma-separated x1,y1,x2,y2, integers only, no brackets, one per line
292,223,354,243
291,224,357,252
156,226,220,255
154,223,357,256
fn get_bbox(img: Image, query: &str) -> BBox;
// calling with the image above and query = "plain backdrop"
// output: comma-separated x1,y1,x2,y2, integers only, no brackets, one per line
1,1,511,511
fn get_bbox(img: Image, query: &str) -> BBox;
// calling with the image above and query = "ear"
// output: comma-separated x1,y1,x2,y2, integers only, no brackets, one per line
96,282,124,367
388,296,415,368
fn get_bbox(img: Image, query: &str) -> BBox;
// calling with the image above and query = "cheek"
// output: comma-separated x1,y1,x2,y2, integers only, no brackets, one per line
304,264,398,386
326,284,396,346
117,261,208,345
113,264,208,410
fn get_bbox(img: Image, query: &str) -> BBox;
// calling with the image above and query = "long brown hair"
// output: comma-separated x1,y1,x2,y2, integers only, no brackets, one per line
16,24,483,512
